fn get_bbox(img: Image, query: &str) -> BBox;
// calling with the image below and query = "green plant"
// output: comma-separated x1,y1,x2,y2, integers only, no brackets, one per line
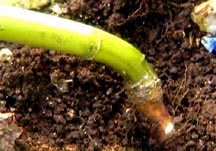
0,4,174,138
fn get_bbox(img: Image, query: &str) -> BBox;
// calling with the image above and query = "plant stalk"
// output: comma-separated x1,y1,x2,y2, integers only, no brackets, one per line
0,4,174,138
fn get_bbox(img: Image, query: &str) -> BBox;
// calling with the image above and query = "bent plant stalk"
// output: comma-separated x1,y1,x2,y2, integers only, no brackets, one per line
0,4,174,138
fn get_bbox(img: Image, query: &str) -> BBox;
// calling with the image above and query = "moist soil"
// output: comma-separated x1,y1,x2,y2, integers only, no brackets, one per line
0,0,216,151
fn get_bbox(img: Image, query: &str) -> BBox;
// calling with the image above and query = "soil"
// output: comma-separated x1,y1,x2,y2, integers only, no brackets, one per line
0,0,216,151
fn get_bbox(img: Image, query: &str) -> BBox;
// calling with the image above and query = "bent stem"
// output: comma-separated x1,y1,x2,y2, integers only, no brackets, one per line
0,4,174,138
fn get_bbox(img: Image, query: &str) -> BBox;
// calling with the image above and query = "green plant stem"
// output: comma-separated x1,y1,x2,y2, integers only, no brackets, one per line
0,4,174,137
0,4,158,88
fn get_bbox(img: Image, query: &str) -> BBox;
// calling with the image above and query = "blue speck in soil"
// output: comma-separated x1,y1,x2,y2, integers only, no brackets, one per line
201,36,216,53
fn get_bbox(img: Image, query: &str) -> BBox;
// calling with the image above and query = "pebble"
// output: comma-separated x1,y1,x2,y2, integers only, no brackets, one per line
66,108,75,120
0,48,13,62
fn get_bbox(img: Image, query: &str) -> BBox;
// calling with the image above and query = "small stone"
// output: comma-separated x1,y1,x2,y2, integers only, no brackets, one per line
50,70,73,93
51,3,68,15
66,108,75,120
0,48,13,62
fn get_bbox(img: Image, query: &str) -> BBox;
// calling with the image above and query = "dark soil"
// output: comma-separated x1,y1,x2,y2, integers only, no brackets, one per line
0,0,216,150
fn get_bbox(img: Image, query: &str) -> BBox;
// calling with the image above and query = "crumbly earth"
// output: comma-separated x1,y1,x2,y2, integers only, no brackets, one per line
0,0,216,151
